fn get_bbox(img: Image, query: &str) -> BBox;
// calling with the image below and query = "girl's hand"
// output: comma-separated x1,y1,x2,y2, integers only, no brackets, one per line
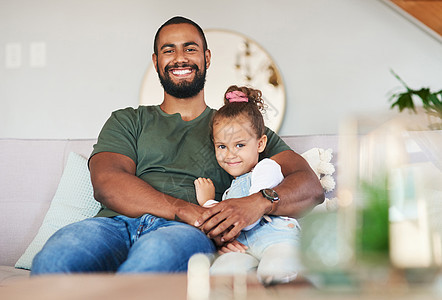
218,240,248,255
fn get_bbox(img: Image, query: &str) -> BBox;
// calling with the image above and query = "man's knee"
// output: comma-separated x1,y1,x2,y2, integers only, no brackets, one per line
31,218,128,275
31,225,82,275
118,223,215,273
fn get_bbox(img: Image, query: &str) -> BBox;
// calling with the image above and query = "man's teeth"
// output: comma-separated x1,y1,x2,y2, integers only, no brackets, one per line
172,69,191,75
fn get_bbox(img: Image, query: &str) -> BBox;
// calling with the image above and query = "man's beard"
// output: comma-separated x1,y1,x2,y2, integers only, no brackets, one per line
157,61,207,99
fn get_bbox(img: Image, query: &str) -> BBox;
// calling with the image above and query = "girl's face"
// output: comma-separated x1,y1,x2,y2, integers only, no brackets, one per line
212,115,267,178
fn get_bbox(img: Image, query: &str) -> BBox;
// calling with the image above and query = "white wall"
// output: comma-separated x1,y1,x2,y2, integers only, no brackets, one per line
1,0,441,139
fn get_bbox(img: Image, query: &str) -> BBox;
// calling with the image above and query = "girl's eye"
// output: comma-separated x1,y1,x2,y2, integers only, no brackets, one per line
217,145,226,150
236,144,245,148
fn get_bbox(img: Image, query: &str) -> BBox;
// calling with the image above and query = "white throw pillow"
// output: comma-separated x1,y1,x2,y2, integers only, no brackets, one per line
15,152,101,270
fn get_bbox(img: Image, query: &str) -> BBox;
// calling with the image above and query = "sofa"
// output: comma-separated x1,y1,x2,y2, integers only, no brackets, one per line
0,135,340,286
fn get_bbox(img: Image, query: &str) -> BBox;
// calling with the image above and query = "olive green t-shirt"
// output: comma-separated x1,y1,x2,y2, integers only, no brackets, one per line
90,105,290,217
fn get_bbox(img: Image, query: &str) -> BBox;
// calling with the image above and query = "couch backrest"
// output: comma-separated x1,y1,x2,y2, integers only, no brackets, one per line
0,139,96,266
0,135,339,266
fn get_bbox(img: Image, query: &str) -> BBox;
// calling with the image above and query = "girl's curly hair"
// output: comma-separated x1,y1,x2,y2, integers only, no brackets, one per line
210,85,267,140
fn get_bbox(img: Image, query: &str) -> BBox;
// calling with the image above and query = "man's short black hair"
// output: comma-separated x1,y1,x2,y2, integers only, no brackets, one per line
153,16,208,55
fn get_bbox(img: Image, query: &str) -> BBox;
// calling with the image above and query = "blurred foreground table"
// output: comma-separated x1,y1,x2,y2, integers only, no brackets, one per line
1,273,441,300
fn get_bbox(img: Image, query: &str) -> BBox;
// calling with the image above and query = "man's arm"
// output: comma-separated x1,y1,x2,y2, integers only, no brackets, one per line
195,150,324,241
270,149,325,216
89,152,204,224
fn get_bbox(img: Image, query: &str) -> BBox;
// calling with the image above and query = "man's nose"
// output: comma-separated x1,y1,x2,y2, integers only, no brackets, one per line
174,49,188,64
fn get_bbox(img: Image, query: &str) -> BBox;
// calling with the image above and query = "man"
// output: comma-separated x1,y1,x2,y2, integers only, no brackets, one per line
31,16,324,275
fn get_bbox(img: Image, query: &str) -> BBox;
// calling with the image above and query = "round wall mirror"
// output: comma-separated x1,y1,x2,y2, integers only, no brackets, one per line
140,29,286,132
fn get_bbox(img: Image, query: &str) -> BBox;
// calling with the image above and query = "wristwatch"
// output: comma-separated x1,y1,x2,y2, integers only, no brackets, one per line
260,188,280,215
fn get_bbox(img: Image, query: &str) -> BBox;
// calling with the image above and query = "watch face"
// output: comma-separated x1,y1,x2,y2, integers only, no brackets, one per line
264,189,278,198
263,188,279,200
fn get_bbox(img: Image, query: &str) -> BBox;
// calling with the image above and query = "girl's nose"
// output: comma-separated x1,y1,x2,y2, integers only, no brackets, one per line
225,148,237,159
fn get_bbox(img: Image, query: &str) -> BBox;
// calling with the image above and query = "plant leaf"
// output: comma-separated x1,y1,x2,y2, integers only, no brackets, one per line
415,88,431,106
428,94,442,118
390,69,411,91
390,93,416,112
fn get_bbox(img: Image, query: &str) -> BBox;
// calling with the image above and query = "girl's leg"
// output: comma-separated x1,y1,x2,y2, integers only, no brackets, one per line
210,252,259,275
256,243,301,285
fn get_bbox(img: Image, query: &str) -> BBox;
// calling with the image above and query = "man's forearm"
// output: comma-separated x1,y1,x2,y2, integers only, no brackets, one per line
271,170,324,218
269,150,324,218
93,171,197,219
90,152,203,223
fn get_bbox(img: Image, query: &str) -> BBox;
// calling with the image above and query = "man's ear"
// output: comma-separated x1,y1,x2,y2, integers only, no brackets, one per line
205,49,211,69
152,53,158,72
258,135,267,153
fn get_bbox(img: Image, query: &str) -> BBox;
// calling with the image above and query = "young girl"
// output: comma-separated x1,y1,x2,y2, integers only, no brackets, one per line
194,85,301,285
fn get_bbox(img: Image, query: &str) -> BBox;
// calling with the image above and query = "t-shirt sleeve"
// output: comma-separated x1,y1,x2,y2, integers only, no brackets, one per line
249,158,284,194
89,107,139,165
259,127,291,160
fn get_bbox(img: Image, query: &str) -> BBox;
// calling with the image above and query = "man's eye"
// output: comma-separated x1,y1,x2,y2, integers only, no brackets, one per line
186,48,197,52
163,49,174,54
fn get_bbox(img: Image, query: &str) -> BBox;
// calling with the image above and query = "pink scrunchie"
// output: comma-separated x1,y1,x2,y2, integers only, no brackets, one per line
226,91,248,103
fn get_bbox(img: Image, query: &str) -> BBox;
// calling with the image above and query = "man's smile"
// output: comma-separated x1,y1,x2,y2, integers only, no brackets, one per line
170,68,193,77
165,63,197,79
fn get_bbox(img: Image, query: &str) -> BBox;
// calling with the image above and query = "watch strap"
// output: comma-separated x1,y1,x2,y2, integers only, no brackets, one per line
261,189,279,215
267,200,278,215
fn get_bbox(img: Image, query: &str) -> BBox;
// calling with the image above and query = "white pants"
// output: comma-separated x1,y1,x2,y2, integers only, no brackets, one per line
210,243,301,285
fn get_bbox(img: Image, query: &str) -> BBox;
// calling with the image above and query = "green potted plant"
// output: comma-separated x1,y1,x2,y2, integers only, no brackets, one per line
389,70,442,130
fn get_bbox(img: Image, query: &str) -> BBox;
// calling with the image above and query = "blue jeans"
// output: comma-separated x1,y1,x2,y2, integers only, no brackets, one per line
31,214,215,275
237,216,300,258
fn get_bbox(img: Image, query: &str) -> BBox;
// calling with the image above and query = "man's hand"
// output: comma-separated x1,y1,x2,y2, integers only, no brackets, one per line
194,193,270,242
175,202,208,226
209,229,242,249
